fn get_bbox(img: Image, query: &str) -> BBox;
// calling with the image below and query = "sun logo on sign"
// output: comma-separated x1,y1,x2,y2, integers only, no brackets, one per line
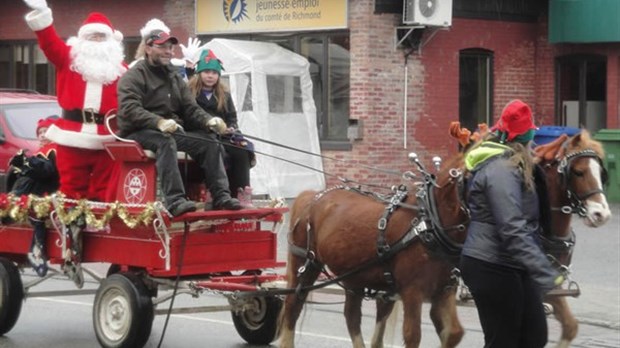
223,0,248,23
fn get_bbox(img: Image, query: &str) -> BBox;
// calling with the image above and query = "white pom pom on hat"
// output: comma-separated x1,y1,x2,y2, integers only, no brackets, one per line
140,18,170,39
77,12,123,42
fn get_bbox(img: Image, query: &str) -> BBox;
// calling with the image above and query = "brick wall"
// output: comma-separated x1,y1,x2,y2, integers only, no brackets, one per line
324,5,559,189
2,0,193,43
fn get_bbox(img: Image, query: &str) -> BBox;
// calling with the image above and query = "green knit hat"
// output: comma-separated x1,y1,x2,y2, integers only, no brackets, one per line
195,49,223,75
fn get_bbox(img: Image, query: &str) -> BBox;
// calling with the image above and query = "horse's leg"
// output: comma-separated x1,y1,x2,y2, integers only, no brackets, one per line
278,264,321,348
400,288,424,348
370,298,396,348
344,290,366,348
545,296,578,348
429,288,464,348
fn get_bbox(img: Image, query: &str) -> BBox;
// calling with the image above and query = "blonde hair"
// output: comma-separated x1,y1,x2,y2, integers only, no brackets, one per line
134,41,146,60
469,134,536,191
507,141,536,191
188,72,229,114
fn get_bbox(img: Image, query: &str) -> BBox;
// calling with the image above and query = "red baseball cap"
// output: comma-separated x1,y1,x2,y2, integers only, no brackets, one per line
491,100,538,141
145,30,178,45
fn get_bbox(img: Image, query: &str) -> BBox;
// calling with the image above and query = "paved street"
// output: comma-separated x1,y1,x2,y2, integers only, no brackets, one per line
0,204,617,347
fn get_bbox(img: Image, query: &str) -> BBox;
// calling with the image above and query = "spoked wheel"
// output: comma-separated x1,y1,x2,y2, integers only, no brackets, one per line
0,257,23,336
231,295,282,345
93,273,154,348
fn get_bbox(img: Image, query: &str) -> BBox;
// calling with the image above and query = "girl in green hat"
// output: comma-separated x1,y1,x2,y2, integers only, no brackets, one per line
188,49,255,208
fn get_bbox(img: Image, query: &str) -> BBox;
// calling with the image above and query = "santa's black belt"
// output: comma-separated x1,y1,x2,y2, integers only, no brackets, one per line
62,109,104,125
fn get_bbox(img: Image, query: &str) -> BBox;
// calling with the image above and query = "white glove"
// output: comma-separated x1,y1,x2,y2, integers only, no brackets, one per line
23,0,48,11
180,37,202,65
157,119,178,133
206,117,226,134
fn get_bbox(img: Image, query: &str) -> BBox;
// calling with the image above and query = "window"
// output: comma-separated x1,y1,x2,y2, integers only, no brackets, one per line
0,43,55,94
556,54,607,133
459,49,493,132
267,75,303,113
0,39,141,95
0,46,10,88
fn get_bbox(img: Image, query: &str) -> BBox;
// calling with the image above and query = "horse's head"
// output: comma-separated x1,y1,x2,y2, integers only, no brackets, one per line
536,130,611,227
408,152,469,257
434,153,469,239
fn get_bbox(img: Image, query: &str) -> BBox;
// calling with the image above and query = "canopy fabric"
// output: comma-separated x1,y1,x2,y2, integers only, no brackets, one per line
203,38,326,198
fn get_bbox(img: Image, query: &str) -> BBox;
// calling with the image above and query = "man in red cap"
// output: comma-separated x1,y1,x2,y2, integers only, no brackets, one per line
118,20,242,217
23,0,126,286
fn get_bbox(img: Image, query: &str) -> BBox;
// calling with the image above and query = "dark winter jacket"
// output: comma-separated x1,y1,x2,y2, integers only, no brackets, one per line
9,144,59,196
195,90,238,129
463,142,559,292
117,59,216,137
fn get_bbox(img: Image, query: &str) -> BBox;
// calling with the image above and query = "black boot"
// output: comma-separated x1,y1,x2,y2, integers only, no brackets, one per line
63,215,85,288
27,218,48,277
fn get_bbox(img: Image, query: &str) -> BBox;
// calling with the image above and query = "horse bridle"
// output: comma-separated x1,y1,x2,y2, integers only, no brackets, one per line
553,149,607,217
414,168,469,262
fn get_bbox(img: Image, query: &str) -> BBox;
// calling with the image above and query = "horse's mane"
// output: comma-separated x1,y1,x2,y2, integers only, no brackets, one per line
533,130,604,162
566,130,605,157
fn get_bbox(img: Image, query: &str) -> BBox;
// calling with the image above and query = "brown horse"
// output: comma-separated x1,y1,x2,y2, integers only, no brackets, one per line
363,130,611,348
535,130,611,348
278,153,469,348
448,124,612,347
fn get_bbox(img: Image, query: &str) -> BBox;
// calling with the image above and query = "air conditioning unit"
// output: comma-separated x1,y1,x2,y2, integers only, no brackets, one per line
403,0,453,27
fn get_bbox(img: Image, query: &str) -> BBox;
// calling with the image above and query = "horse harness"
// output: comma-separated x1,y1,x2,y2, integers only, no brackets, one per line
551,149,607,217
288,168,470,296
540,148,606,295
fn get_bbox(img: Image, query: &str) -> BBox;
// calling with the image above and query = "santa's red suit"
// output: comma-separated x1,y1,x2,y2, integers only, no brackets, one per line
25,10,125,201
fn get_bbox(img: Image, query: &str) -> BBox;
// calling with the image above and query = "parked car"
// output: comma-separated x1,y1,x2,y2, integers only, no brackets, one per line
0,90,61,192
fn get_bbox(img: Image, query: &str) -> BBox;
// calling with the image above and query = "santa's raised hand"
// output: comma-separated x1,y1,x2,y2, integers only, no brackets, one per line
180,37,203,65
23,0,48,11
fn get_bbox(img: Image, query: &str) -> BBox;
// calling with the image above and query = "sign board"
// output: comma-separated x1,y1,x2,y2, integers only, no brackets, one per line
196,0,348,34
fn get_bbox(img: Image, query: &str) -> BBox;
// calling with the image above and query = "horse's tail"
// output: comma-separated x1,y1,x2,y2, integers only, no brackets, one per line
286,190,318,278
277,190,318,344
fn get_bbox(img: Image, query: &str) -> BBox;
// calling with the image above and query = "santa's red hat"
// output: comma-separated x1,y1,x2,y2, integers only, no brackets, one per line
77,12,123,42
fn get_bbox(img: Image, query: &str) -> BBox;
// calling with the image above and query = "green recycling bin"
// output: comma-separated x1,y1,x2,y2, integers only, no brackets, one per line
593,129,620,202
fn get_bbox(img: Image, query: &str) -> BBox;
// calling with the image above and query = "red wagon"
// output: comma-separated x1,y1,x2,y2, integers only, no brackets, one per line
0,138,289,348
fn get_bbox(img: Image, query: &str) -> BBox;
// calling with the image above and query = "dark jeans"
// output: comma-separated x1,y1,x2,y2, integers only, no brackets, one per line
223,144,251,197
460,255,548,348
126,128,231,209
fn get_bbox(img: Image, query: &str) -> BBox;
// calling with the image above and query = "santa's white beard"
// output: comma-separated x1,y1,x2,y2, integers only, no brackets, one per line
68,37,127,85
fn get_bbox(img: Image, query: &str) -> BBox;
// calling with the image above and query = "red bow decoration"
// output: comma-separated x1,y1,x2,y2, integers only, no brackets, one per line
204,50,219,63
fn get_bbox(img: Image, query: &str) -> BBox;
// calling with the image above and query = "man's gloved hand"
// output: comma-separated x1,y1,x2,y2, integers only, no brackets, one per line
180,37,203,65
9,150,28,169
206,117,226,134
23,0,49,11
157,119,178,133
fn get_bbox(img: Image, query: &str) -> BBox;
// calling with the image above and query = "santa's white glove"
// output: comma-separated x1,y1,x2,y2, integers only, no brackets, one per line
23,0,48,11
206,117,226,134
180,37,203,65
157,119,178,133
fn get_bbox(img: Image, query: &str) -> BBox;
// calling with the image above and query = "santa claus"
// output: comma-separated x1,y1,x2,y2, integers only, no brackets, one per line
23,0,125,202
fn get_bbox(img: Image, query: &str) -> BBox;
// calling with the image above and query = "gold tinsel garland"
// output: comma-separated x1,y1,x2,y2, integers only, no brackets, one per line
0,193,159,229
